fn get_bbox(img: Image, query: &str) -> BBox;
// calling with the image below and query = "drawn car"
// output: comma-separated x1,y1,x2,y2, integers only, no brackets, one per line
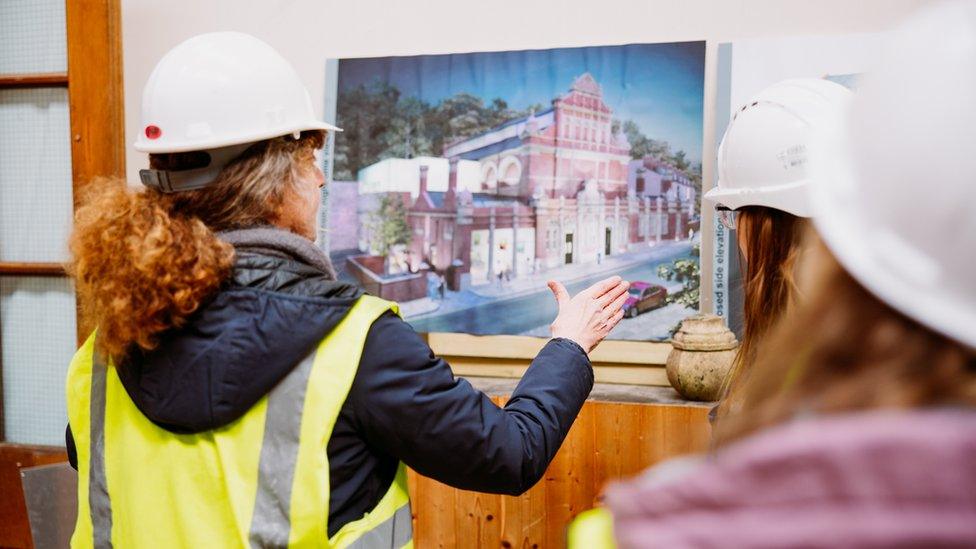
623,281,668,318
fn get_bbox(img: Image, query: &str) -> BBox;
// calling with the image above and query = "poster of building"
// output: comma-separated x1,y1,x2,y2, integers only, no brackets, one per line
710,33,882,337
325,42,705,340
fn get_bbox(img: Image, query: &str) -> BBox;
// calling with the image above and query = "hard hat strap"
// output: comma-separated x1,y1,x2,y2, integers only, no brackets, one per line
139,142,253,193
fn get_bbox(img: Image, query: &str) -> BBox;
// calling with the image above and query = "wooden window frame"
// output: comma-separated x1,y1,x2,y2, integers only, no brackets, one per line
0,0,124,442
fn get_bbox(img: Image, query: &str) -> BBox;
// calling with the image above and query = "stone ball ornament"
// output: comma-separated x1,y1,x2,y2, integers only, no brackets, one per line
666,314,739,402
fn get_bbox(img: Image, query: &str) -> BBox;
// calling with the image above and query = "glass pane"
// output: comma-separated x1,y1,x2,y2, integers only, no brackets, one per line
0,87,73,262
1,276,77,445
0,0,67,75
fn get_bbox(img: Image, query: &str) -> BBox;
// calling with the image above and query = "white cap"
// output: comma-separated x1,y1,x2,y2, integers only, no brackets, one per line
134,31,339,154
707,78,853,217
809,1,976,348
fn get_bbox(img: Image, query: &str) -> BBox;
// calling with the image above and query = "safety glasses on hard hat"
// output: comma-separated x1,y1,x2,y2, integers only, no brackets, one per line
716,206,738,231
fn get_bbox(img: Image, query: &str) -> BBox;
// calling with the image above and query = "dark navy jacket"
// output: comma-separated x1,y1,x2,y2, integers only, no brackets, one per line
67,242,593,536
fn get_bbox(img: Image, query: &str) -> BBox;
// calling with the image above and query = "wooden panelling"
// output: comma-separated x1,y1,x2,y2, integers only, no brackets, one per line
0,444,68,549
408,399,711,548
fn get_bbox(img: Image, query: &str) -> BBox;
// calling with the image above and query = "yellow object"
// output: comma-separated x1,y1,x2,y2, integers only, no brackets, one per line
568,507,617,549
66,295,412,548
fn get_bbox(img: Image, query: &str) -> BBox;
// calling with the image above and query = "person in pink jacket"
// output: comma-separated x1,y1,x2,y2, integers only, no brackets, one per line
601,3,976,547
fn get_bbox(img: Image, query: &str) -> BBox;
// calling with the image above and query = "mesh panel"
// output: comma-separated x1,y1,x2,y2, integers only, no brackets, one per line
1,277,77,445
0,0,67,75
0,87,73,262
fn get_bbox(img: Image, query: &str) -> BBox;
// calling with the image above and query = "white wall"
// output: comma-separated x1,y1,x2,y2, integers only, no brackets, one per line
122,0,933,183
357,157,483,196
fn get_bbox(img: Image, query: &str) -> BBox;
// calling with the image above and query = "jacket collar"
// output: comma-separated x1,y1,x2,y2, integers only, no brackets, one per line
218,225,336,280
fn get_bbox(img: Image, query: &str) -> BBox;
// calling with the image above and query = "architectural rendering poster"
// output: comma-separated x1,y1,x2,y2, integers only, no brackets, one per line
327,42,705,340
711,33,880,336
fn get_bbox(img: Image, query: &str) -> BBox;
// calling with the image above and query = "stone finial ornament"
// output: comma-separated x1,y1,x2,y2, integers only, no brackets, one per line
666,314,739,402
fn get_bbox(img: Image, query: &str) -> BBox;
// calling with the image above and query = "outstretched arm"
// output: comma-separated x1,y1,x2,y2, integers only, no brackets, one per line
348,276,629,494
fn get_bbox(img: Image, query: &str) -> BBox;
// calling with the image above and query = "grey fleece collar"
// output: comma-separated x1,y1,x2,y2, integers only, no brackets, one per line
217,226,337,280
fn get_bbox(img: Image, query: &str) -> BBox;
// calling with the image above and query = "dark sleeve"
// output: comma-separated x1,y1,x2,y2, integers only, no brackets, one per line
348,311,593,495
66,424,78,470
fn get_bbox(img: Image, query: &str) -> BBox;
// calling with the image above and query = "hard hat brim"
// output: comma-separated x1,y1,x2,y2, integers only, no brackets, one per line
134,120,342,154
703,182,813,217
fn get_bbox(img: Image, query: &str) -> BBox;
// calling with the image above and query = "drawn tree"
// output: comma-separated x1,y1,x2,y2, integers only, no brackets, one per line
333,82,403,179
335,84,544,179
657,244,700,310
368,194,413,268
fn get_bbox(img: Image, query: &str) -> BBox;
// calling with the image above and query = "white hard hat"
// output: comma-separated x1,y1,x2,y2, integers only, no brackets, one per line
135,31,339,154
706,78,853,217
134,32,340,192
809,1,976,348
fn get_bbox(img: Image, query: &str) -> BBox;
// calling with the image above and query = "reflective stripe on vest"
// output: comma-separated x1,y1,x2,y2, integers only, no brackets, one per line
67,295,412,548
346,502,412,549
88,348,112,549
249,352,316,547
330,462,413,548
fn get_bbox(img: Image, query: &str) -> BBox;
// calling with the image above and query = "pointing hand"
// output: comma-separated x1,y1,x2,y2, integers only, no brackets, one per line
547,275,630,354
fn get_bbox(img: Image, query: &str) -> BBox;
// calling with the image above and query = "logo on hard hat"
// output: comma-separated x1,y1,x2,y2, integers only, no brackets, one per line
777,145,807,171
145,125,162,139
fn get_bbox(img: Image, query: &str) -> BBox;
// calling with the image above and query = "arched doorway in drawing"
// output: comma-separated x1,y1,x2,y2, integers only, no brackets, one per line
497,155,522,190
576,180,601,264
480,161,498,192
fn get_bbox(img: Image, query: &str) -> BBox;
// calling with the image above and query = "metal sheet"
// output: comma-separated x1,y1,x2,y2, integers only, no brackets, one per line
20,462,77,549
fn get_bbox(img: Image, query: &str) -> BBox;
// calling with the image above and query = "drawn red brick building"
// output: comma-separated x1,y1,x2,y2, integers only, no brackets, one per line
349,73,697,293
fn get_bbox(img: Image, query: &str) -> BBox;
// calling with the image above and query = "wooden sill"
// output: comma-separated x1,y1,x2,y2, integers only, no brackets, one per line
428,332,673,387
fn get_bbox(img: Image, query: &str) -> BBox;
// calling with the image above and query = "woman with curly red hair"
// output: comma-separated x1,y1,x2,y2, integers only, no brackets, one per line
65,32,629,548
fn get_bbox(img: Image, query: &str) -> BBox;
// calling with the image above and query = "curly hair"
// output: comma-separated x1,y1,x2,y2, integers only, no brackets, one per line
69,130,325,360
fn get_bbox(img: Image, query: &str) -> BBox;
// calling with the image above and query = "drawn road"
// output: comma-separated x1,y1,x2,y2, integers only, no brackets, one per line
409,246,694,336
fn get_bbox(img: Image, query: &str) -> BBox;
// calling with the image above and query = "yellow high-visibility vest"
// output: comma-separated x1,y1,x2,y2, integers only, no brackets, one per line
568,507,617,549
66,295,412,548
